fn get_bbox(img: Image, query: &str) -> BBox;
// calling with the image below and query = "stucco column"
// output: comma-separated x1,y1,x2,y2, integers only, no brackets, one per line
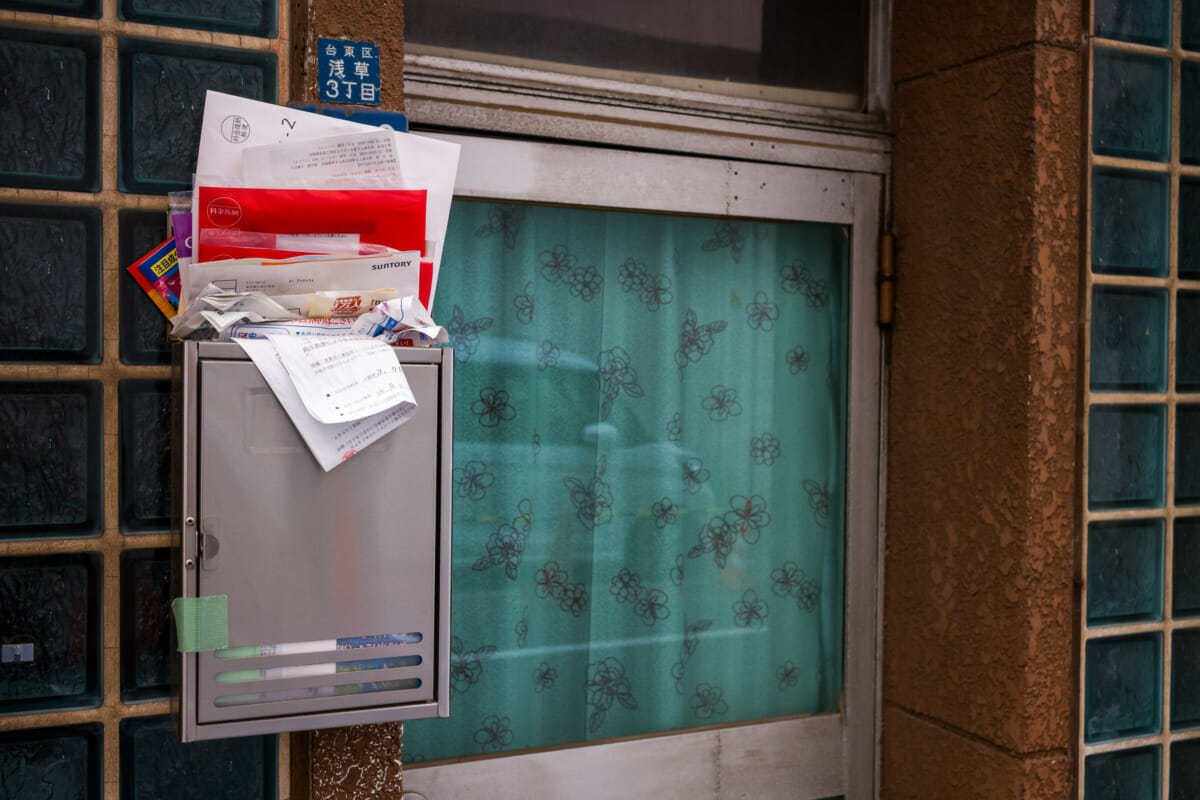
884,1,1082,797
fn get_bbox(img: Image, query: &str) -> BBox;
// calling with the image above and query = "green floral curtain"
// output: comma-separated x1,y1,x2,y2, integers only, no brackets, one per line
405,199,847,761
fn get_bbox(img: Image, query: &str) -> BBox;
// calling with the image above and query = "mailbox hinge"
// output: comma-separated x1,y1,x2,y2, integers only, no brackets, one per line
878,232,895,327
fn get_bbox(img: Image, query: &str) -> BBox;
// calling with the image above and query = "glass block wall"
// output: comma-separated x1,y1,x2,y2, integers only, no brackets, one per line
0,0,288,795
1084,2,1200,797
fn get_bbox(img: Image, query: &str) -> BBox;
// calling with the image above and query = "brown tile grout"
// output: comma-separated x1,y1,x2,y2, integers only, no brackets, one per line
1163,11,1184,788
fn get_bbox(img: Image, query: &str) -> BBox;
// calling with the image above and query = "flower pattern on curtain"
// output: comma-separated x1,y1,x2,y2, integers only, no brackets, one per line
405,199,847,762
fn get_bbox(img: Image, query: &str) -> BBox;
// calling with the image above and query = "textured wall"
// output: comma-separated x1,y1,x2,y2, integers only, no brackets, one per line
885,0,1082,796
309,723,405,800
290,0,404,107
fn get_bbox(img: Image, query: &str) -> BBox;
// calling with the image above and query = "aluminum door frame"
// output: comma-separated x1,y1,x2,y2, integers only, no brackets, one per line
402,136,883,800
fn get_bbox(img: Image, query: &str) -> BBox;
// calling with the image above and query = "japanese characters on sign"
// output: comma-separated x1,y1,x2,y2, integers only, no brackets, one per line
317,38,381,106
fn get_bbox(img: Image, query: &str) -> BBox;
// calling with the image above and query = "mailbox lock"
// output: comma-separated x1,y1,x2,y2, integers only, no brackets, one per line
185,558,196,569
185,516,196,527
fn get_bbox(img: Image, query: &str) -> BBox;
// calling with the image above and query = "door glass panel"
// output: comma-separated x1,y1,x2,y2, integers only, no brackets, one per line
404,0,867,109
405,199,847,762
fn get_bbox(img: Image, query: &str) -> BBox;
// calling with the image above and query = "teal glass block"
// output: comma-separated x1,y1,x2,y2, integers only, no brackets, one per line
119,210,172,366
119,715,276,800
1087,519,1164,626
1091,168,1169,277
0,0,98,16
1086,745,1160,800
1091,285,1167,391
1180,293,1200,391
1088,404,1166,510
118,38,277,194
119,380,171,534
1093,47,1171,162
1173,517,1200,617
1171,738,1200,799
1181,180,1200,279
0,381,103,540
0,27,100,191
1184,63,1200,166
1095,0,1171,46
1186,0,1200,51
0,723,102,799
1085,632,1162,743
119,0,275,38
0,203,102,363
1172,627,1200,728
120,549,171,702
0,553,102,714
1177,405,1200,505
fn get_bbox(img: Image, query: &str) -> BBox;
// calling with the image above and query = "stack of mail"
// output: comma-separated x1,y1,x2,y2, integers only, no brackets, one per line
168,91,461,470
172,90,460,344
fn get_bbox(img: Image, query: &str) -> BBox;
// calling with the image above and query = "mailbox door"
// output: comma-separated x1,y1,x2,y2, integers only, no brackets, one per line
193,356,439,722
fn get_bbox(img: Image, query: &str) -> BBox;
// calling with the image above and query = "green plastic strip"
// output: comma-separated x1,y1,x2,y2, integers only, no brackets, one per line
216,669,263,684
215,645,261,659
171,595,229,652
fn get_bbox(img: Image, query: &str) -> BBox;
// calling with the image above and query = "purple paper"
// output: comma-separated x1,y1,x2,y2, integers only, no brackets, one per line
171,212,192,259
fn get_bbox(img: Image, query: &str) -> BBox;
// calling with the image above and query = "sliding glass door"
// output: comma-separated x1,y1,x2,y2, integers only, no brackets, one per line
403,136,881,800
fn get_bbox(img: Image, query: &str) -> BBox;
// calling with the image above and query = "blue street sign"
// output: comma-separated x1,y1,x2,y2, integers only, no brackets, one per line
317,38,381,106
289,105,408,132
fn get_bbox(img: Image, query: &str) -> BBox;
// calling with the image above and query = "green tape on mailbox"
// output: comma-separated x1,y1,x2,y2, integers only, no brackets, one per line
171,595,229,652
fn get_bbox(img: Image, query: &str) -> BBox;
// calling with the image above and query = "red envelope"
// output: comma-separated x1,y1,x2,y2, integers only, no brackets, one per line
195,185,427,261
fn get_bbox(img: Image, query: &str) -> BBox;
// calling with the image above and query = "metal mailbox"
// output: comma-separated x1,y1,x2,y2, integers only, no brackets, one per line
172,341,452,741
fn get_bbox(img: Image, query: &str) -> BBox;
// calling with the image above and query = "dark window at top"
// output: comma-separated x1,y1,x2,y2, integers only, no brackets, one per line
405,0,867,107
